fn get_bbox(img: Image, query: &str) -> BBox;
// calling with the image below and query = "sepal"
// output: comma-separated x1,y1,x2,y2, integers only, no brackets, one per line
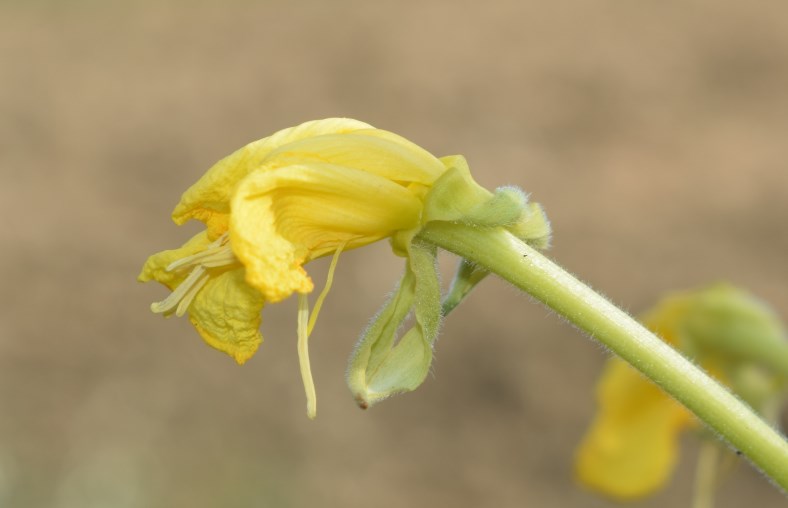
347,241,441,408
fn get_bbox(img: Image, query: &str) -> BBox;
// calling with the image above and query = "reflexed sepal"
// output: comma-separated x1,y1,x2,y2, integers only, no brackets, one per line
347,241,441,408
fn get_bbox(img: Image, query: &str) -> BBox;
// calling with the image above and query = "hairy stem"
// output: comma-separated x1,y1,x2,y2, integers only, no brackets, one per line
419,222,788,491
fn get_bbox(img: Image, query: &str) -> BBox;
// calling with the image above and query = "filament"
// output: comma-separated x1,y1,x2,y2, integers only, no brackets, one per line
297,293,317,420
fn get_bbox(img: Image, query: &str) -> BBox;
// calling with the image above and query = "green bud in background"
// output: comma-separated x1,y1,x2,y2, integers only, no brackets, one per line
681,284,788,381
678,284,788,418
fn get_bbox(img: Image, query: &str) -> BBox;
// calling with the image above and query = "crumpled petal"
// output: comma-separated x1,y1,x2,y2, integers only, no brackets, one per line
187,268,265,365
230,162,424,302
172,118,373,236
574,358,692,499
138,231,264,364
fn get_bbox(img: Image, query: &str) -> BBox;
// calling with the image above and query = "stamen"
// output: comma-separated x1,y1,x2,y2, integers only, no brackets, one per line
175,271,210,317
193,249,237,268
151,266,207,315
151,233,240,318
297,293,317,420
166,233,231,272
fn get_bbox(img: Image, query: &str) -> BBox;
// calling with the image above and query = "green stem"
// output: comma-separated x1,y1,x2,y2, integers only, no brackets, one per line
419,222,788,491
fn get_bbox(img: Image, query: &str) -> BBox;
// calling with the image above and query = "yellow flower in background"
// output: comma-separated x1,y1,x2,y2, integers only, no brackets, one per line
140,118,551,418
574,285,788,500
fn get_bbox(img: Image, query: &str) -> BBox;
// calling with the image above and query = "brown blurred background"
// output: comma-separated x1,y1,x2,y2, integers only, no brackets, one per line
1,1,787,506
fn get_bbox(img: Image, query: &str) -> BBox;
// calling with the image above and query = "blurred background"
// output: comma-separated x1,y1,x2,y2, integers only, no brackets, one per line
1,0,787,506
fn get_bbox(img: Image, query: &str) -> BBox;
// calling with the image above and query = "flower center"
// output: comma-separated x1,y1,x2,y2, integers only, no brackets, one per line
150,233,238,317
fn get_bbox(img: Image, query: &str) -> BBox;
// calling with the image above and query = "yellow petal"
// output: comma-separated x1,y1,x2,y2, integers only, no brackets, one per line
263,130,446,185
137,230,213,289
172,118,374,233
574,358,692,500
230,162,423,302
187,268,265,365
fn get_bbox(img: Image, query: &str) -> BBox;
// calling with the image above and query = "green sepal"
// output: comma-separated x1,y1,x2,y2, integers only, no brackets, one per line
424,155,551,248
441,259,489,316
349,154,553,408
508,201,551,249
425,156,526,227
347,240,441,408
417,155,551,322
423,156,495,224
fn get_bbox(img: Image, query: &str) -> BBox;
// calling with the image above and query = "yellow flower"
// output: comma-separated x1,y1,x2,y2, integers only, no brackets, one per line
140,118,551,418
139,118,464,417
574,285,788,500
140,118,446,352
